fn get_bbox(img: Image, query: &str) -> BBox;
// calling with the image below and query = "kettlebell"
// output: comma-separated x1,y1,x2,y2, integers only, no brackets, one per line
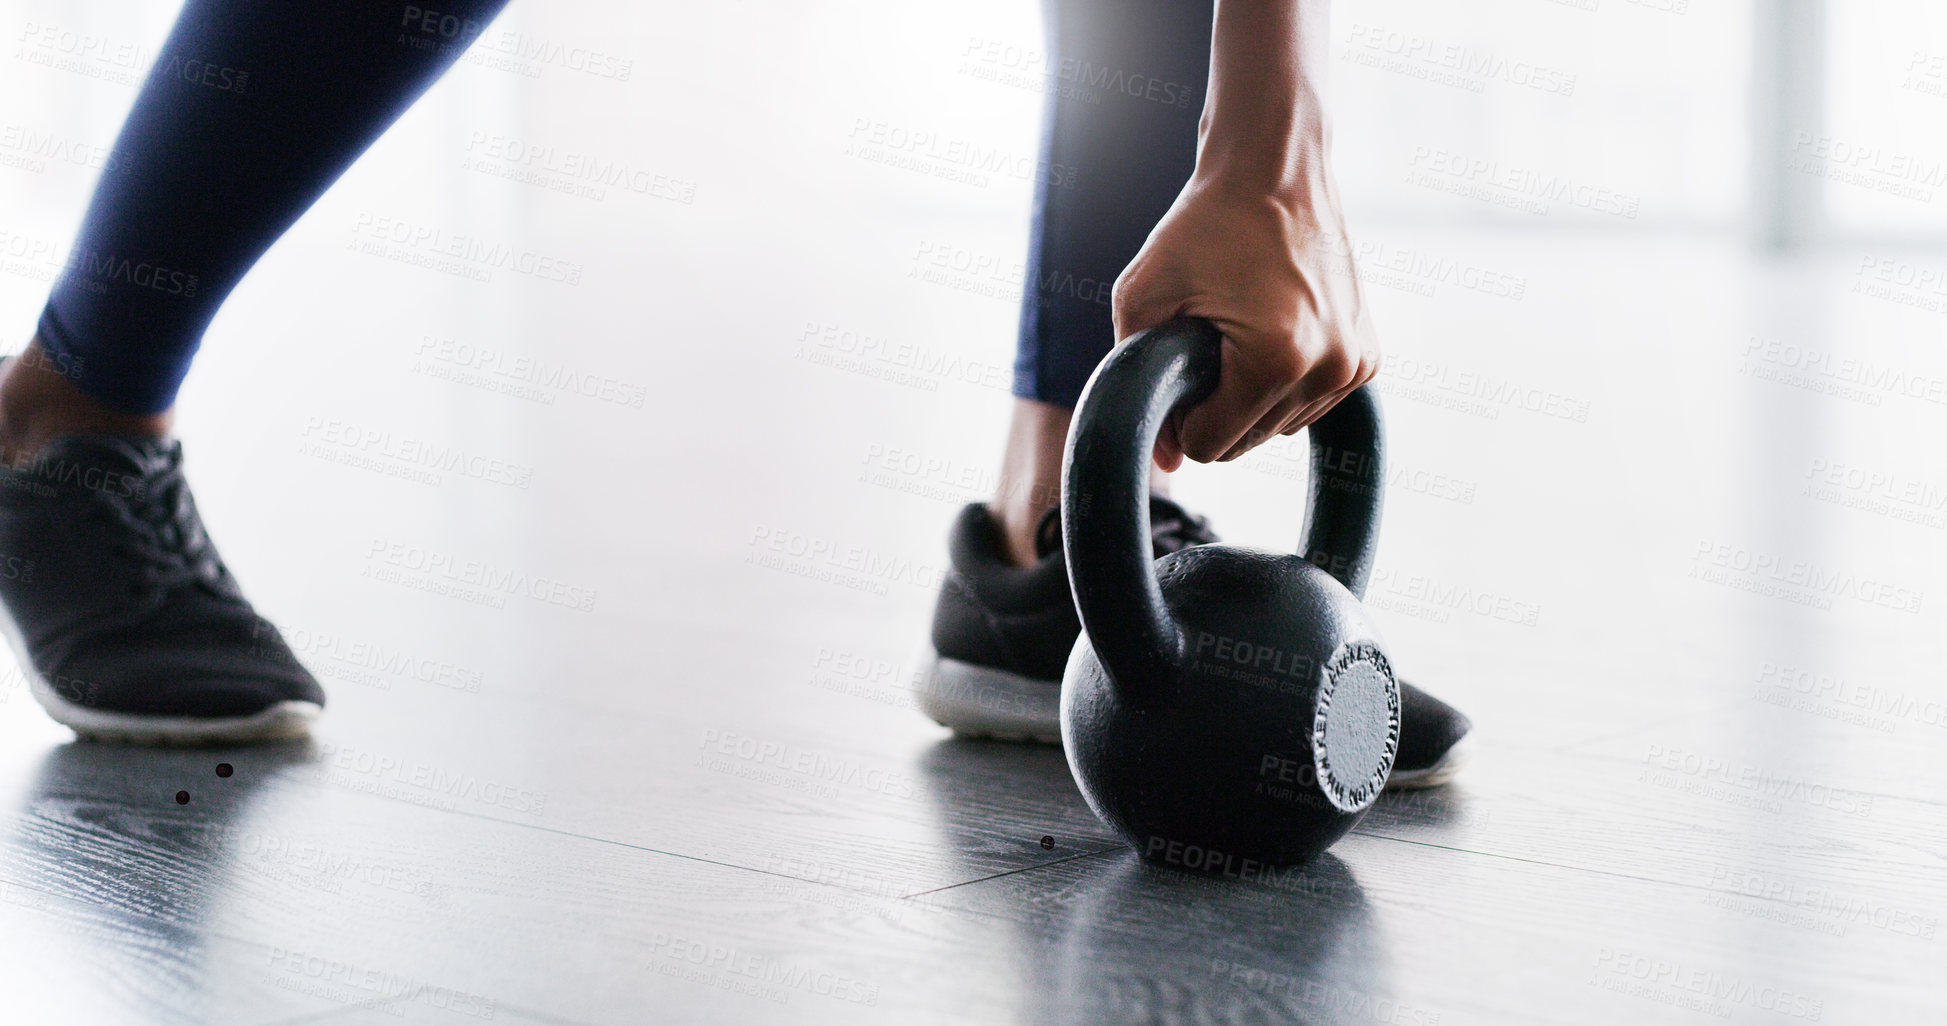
1060,317,1399,868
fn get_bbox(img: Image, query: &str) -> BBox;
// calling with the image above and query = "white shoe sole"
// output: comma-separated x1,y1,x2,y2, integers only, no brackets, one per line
915,653,1062,744
2,596,321,746
916,651,1473,787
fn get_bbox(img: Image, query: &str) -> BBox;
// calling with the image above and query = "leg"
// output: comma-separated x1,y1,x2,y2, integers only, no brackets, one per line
0,0,509,744
993,0,1215,565
919,0,1218,738
6,0,512,447
0,341,169,461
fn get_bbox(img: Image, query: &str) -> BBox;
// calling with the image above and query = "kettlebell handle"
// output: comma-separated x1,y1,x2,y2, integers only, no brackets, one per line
1061,317,1386,692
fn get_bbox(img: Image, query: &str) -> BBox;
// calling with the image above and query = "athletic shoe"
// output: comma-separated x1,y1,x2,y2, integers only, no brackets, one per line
1384,681,1471,789
0,434,323,744
919,497,1212,743
920,500,1471,788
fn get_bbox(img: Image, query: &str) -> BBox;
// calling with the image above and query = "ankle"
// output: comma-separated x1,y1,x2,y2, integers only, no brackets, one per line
990,494,1056,568
0,339,170,465
991,399,1072,567
988,397,1180,566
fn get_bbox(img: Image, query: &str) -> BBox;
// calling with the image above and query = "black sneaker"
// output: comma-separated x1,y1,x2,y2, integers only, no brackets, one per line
920,499,1471,788
1387,682,1471,789
0,434,323,745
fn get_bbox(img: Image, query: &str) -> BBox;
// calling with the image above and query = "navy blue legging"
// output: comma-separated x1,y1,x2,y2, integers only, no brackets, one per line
37,0,1210,414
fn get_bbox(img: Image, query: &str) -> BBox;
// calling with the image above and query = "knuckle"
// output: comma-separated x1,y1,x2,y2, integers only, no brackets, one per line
1309,347,1360,394
1353,344,1381,387
1110,284,1152,338
1318,346,1358,382
1109,267,1145,313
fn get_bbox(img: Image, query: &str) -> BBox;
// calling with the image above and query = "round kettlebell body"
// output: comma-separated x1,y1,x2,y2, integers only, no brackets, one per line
1062,545,1399,867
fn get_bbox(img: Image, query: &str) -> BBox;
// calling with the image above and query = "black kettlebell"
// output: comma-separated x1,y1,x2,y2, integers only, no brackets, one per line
1060,317,1398,868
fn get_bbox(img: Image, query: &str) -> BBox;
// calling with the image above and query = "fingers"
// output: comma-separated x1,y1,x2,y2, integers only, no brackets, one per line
1176,339,1300,462
1184,335,1368,462
1152,410,1186,473
1278,342,1379,435
1270,390,1344,446
1219,388,1313,461
1223,388,1337,461
1207,338,1380,460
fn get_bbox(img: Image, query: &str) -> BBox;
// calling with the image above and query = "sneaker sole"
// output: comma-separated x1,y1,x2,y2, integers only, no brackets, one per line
915,653,1061,744
916,652,1472,789
0,601,321,746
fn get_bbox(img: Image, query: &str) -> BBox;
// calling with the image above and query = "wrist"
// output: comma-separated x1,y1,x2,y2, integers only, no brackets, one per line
1194,0,1335,206
1191,143,1333,220
1192,103,1332,205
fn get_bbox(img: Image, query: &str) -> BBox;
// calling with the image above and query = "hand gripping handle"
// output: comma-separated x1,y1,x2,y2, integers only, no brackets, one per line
1061,318,1385,697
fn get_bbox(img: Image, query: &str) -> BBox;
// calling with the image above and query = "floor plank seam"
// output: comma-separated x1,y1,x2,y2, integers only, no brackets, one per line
29,780,1131,907
897,845,1127,900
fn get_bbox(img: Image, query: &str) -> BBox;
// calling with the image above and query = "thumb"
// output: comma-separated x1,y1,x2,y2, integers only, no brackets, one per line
1153,409,1186,473
1111,255,1184,345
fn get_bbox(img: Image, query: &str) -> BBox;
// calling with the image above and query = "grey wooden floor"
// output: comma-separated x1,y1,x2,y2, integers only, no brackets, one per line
1,1,1943,1023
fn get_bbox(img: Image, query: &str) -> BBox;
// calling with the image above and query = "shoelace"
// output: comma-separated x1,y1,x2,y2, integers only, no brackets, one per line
95,455,228,596
1148,497,1218,556
1032,496,1220,560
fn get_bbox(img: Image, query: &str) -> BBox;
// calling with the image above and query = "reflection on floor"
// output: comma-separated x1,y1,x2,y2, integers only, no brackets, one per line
0,1,1942,1023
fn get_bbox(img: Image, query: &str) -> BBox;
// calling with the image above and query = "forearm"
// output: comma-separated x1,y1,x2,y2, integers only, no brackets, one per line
1195,0,1333,200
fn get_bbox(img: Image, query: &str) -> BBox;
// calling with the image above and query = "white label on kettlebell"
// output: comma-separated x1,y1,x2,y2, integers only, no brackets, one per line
1314,645,1400,812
